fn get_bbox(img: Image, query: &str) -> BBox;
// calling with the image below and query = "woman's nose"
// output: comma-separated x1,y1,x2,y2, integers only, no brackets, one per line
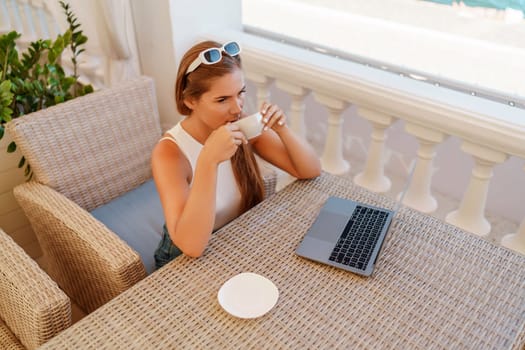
230,98,243,114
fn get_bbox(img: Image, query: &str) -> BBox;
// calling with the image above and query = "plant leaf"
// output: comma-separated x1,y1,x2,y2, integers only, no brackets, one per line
76,35,88,46
0,80,12,92
83,84,94,94
54,95,64,104
62,29,72,45
48,49,57,64
1,109,13,122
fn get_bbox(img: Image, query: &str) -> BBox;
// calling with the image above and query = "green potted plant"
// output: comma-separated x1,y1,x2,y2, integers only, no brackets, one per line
0,1,93,179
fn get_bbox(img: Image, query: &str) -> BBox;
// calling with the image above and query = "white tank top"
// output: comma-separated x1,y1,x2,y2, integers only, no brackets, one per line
161,122,241,230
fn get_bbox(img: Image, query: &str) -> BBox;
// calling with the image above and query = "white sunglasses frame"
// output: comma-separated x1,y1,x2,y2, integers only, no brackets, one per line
185,41,241,75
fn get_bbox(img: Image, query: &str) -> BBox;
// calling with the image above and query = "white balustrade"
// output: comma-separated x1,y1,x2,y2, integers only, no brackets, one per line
237,32,524,224
402,123,447,213
446,142,508,236
245,71,272,111
354,108,395,193
314,93,349,175
275,80,309,139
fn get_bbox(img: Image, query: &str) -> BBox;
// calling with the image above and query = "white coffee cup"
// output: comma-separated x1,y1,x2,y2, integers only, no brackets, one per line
233,112,263,140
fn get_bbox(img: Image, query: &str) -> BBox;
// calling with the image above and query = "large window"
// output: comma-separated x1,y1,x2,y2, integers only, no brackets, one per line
242,0,525,108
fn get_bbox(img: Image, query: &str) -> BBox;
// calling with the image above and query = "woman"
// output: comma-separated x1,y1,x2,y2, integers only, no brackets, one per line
152,40,321,269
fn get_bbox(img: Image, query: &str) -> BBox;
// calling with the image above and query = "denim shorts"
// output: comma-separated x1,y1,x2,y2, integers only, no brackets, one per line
154,225,183,270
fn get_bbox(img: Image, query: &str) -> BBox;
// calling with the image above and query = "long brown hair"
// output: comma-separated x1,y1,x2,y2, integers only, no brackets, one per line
175,41,265,213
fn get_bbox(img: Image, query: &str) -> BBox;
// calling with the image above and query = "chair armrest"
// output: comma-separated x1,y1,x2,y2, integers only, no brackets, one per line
0,320,24,350
13,182,147,313
0,229,70,349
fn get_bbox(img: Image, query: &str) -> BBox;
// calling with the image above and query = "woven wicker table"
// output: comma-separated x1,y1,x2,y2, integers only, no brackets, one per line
40,173,525,349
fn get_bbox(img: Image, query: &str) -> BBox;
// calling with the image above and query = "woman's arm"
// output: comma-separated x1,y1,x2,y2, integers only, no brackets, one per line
252,103,321,179
152,124,246,257
152,141,217,258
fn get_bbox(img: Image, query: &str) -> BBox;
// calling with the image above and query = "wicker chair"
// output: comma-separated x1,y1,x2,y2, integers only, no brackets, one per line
7,77,160,313
7,76,277,314
0,228,71,350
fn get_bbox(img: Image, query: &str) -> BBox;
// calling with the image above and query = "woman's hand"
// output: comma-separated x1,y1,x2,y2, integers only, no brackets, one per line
261,102,287,133
253,101,322,180
201,123,247,164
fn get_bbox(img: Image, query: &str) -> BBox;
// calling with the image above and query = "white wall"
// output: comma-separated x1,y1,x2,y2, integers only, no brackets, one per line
131,0,179,131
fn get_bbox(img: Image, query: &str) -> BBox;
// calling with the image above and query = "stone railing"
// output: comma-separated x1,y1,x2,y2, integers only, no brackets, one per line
218,30,525,254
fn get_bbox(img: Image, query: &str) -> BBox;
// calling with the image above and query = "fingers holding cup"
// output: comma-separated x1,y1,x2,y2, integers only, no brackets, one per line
229,123,248,145
261,103,286,132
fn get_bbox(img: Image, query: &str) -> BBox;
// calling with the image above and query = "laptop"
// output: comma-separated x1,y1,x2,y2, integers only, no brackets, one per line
296,167,414,277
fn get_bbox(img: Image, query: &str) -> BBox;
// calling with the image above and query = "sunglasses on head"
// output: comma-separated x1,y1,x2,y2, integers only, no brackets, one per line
185,41,241,75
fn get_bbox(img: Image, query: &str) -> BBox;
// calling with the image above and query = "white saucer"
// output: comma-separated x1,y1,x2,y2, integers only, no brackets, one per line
217,272,279,319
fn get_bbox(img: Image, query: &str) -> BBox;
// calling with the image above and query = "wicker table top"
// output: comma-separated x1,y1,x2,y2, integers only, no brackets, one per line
40,173,525,350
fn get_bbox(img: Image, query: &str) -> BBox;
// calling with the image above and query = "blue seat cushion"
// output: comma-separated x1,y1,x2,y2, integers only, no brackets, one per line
90,179,164,274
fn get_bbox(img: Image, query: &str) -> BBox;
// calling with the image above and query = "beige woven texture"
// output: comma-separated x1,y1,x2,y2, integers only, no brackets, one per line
39,173,525,349
6,77,162,313
0,229,70,349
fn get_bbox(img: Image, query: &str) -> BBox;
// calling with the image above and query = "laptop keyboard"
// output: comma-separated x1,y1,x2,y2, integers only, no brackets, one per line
328,205,389,270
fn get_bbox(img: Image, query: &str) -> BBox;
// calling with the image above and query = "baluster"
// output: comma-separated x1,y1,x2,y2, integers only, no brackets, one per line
275,80,309,139
501,217,525,254
314,93,349,175
445,142,507,236
246,72,272,111
354,108,395,193
403,123,447,213
246,72,291,185
501,164,525,254
1,0,10,33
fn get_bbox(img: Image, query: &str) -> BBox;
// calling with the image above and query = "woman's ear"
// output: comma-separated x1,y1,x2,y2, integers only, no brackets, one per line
183,97,196,111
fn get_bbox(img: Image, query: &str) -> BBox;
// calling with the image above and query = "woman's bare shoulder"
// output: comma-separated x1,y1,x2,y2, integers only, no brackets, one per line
152,136,192,182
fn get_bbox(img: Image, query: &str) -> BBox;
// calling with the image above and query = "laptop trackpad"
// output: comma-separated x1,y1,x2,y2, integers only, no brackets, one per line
307,210,349,243
296,236,334,262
